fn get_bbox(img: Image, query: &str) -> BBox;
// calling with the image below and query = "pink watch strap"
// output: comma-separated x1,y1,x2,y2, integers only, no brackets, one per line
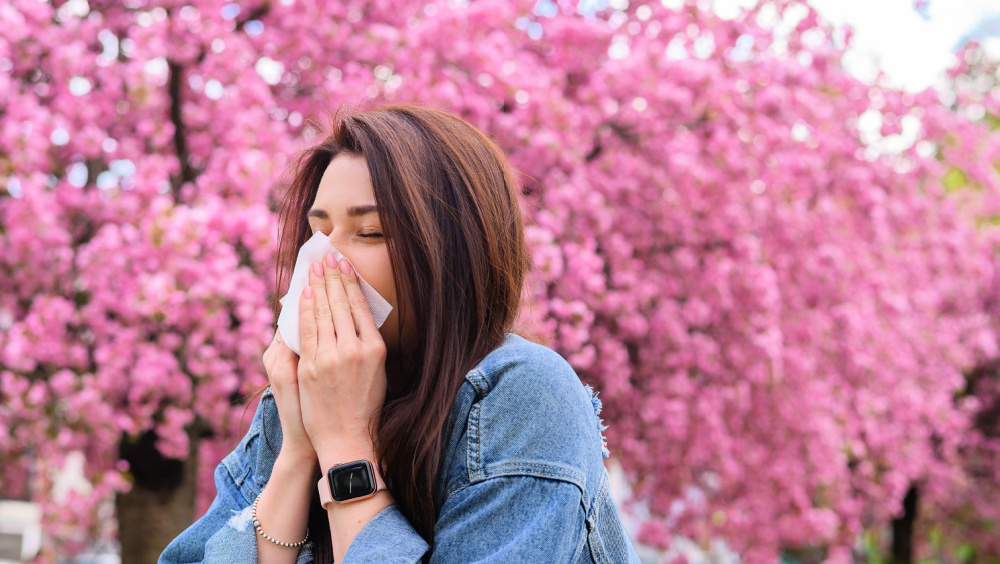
317,461,387,509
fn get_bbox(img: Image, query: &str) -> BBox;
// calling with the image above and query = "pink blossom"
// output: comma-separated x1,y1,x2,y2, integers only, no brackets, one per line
2,0,1000,560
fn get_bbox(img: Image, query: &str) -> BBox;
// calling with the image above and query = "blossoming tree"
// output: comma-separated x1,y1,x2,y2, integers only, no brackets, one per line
1,0,999,561
920,39,1000,561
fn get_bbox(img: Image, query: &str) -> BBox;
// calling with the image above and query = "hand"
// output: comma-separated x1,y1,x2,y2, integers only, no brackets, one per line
298,254,388,469
262,328,315,465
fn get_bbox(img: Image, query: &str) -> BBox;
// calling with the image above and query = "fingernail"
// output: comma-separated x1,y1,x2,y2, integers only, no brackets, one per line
339,259,352,275
312,262,322,277
303,286,313,299
325,254,337,268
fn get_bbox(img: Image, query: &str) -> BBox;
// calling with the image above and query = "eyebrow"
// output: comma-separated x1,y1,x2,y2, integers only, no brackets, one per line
307,204,378,220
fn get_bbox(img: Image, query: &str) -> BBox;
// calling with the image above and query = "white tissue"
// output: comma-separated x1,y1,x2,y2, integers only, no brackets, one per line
276,231,393,355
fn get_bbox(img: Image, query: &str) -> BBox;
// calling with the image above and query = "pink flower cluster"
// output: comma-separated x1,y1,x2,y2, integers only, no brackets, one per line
1,0,999,559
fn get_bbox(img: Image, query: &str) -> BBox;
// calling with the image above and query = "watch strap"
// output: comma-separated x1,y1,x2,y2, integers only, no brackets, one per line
317,460,387,509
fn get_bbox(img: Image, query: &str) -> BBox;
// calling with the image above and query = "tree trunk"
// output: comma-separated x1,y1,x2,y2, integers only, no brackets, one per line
115,428,200,564
890,484,919,564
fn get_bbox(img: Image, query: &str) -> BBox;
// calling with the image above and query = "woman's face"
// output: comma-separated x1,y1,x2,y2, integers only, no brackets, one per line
306,153,412,357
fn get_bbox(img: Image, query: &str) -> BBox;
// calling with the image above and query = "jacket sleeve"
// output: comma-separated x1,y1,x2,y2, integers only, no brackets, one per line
341,341,620,563
158,457,314,564
158,389,313,564
340,475,587,563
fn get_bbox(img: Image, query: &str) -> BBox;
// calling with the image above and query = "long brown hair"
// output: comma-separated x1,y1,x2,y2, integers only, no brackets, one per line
272,103,529,559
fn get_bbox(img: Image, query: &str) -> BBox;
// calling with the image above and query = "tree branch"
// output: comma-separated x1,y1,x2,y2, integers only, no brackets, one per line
167,59,193,202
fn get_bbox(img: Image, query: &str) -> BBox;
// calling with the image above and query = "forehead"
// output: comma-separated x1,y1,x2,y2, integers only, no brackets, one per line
313,154,374,207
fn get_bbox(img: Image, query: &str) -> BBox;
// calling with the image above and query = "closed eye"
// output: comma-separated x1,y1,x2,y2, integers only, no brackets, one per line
313,229,383,239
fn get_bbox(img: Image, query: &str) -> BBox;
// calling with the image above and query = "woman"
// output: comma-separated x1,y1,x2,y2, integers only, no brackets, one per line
159,104,641,563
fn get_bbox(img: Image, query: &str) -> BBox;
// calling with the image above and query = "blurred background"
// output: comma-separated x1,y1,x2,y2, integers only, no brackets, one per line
1,0,999,562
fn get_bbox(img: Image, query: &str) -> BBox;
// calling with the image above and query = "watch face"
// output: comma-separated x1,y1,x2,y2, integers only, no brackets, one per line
328,461,377,502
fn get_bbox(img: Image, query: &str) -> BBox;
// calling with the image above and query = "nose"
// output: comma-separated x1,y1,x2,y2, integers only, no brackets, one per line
324,230,346,248
323,231,355,263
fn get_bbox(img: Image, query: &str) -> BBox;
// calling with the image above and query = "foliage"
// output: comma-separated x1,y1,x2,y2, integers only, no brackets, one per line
1,0,999,560
914,40,1000,561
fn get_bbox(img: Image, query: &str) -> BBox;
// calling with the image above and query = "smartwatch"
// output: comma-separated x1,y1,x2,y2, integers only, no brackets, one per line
318,460,387,508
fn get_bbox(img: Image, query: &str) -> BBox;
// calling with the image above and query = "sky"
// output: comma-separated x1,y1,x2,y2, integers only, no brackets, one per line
806,0,1000,92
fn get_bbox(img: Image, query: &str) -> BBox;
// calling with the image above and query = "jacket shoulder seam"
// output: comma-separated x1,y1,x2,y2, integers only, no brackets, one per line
471,461,587,497
447,466,588,504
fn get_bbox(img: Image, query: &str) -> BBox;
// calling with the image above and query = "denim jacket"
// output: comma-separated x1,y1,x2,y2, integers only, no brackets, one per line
160,333,641,563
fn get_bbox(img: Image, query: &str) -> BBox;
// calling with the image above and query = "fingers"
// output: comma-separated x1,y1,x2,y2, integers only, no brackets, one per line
338,259,381,341
308,260,337,346
263,347,277,383
275,334,299,371
263,330,279,376
323,255,360,343
301,254,382,370
267,330,300,397
299,275,318,362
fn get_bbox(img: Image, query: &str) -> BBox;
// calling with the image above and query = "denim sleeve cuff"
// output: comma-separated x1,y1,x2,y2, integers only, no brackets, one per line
340,505,429,563
200,503,313,564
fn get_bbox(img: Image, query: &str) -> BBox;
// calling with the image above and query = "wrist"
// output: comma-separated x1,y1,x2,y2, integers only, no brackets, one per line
276,438,317,466
326,489,394,514
274,449,319,481
316,439,377,472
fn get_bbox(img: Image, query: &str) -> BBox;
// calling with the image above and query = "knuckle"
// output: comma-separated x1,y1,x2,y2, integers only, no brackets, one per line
331,296,352,312
363,339,386,357
299,364,316,380
314,304,333,319
315,355,334,373
309,278,326,300
349,295,368,309
270,367,292,386
342,344,361,361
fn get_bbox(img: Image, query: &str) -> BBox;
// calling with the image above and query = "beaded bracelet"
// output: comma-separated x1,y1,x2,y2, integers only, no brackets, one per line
251,492,310,549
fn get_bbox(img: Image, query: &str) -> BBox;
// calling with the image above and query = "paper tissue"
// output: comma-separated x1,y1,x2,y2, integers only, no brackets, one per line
276,231,393,355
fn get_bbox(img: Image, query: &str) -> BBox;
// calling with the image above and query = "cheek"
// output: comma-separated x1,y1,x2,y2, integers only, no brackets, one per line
355,255,396,312
352,254,417,355
350,252,399,335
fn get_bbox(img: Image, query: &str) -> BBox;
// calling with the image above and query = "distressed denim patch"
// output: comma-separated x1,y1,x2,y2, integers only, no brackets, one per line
583,383,610,458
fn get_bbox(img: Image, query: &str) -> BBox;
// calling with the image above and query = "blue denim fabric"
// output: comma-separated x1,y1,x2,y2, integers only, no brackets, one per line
160,334,641,563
